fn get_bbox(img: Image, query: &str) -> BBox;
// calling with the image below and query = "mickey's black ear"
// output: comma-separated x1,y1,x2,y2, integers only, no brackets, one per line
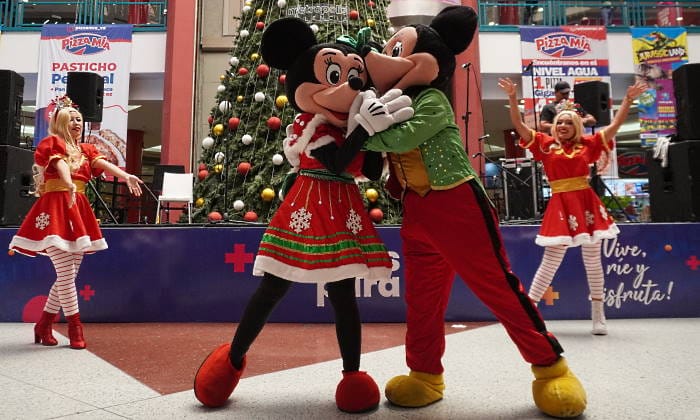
261,18,318,70
430,6,478,55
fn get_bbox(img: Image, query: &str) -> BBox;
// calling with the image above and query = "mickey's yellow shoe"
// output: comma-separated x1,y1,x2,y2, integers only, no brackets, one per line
531,357,587,418
384,371,445,408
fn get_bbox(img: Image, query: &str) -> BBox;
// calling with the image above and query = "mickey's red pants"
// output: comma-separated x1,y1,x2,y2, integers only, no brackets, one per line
400,181,562,374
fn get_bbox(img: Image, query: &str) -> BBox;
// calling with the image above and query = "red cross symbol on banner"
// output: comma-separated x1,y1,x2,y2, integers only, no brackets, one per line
686,255,700,271
80,285,96,301
225,244,254,272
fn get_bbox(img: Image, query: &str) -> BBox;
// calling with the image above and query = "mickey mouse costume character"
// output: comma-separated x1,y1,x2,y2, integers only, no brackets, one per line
360,6,587,418
193,18,413,413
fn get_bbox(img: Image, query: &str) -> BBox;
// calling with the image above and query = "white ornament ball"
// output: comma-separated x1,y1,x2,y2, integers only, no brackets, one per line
229,56,239,66
202,136,215,149
214,152,225,163
217,84,226,93
388,26,396,35
310,24,319,34
242,5,251,13
240,29,250,38
277,0,287,8
272,153,284,165
241,134,253,145
218,100,231,113
254,92,265,102
233,200,245,211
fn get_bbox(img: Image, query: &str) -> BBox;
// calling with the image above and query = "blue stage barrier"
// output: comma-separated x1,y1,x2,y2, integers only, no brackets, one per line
1,224,698,322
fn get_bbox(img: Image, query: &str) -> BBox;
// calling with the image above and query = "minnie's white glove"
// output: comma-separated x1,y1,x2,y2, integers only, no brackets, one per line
352,89,414,136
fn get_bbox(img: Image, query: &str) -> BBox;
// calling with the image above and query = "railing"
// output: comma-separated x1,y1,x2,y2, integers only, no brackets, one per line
0,0,167,31
478,1,699,32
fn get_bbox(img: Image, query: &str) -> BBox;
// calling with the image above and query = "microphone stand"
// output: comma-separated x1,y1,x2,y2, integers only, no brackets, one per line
461,63,472,154
523,60,539,132
80,121,119,224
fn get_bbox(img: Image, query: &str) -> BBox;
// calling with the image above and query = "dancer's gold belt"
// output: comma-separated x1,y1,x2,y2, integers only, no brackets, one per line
549,176,590,194
44,179,86,194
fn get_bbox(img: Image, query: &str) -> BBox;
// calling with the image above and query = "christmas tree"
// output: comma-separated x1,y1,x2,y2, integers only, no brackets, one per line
192,0,403,224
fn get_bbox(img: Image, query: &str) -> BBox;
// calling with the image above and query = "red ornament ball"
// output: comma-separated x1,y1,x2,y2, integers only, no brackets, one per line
267,116,282,131
368,1,375,7
278,74,286,85
198,169,209,181
369,208,384,223
198,163,207,171
255,21,265,30
207,115,214,125
207,211,223,222
237,162,252,175
228,117,240,130
244,211,258,222
349,10,359,20
256,64,270,78
238,67,249,76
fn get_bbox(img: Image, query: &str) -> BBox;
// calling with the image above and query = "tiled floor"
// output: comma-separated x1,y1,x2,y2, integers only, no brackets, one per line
1,318,699,419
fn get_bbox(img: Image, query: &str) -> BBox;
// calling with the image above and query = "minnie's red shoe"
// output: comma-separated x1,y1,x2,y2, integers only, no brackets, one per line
34,311,58,346
194,343,246,407
66,313,86,349
335,370,380,413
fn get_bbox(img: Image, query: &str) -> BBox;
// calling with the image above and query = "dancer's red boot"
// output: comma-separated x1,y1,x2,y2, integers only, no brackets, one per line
34,311,58,346
194,343,246,407
66,313,86,349
335,371,380,413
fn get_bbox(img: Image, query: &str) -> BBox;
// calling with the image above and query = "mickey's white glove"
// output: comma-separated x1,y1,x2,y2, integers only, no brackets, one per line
353,89,414,136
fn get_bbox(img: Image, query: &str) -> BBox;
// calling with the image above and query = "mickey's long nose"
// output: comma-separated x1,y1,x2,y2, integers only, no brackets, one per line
348,76,364,91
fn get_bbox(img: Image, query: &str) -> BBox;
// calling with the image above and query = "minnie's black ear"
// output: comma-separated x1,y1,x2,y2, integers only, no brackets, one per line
261,18,318,70
430,6,478,55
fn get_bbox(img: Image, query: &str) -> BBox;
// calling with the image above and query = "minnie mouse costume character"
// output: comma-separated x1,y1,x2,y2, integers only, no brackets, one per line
193,18,412,413
360,6,587,418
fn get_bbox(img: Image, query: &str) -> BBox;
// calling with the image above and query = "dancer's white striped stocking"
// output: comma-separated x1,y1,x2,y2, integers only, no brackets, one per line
528,245,568,302
581,242,605,300
43,246,83,317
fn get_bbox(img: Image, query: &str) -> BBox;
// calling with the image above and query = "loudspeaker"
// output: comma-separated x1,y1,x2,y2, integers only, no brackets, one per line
66,72,104,122
673,63,700,140
0,70,24,147
502,159,540,220
152,164,185,192
573,80,611,126
647,140,700,222
0,145,36,226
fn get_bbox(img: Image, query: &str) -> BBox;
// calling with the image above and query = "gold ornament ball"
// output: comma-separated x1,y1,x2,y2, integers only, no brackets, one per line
214,164,223,173
255,8,265,17
195,197,205,208
250,52,260,61
219,74,226,81
365,188,379,202
275,95,288,108
366,18,375,27
261,187,276,202
212,124,225,136
236,95,244,103
245,1,252,5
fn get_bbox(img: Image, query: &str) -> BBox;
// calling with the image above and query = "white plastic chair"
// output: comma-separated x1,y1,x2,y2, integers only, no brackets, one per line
156,172,193,224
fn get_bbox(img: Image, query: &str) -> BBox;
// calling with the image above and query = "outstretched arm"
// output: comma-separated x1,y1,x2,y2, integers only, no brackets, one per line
93,159,143,197
497,77,533,143
602,80,648,139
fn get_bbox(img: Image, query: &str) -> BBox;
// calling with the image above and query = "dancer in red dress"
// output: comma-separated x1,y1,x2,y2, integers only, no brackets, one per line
498,77,647,335
9,97,143,349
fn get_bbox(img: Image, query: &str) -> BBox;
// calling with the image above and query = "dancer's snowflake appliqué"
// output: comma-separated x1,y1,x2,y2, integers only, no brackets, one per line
35,212,50,230
346,209,363,234
289,207,312,233
585,210,594,226
599,204,608,220
568,214,578,231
